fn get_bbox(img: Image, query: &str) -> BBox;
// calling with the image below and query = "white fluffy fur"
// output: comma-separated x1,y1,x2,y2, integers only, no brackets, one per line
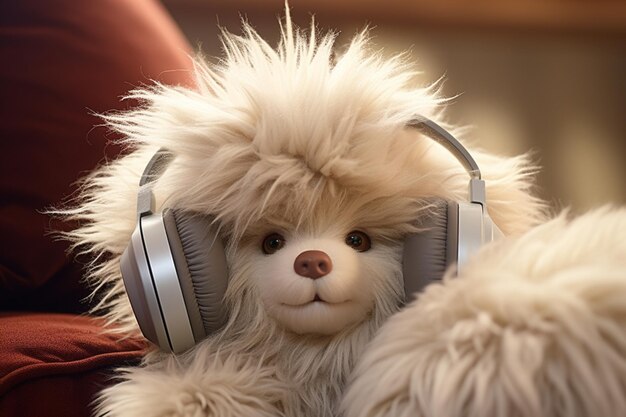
342,207,626,417
64,9,546,417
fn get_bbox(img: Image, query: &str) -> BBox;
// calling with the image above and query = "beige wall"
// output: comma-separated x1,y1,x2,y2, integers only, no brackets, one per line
162,1,626,214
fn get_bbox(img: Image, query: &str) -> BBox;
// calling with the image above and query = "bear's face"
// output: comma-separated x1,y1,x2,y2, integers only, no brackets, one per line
246,227,404,335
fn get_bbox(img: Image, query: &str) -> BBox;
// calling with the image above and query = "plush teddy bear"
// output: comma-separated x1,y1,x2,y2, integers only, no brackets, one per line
342,206,626,417
66,10,545,417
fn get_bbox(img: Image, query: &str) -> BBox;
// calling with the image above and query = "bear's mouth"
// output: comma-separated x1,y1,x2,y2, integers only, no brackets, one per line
280,294,352,307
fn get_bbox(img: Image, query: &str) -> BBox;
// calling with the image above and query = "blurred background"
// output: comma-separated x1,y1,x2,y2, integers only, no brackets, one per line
161,0,626,214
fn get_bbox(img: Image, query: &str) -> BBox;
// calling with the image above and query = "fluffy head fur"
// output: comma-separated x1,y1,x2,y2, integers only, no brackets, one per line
342,206,626,417
64,9,546,417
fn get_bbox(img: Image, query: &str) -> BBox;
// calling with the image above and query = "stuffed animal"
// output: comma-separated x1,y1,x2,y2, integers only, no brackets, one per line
66,10,545,417
342,206,626,417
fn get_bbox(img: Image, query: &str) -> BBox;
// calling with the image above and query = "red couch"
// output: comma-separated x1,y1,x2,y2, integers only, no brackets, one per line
0,1,196,415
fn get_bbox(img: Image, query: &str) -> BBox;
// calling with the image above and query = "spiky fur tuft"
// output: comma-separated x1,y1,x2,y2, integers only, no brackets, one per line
62,9,547,417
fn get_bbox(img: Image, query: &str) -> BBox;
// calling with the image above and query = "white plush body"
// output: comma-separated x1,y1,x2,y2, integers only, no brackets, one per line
66,11,545,417
343,207,626,417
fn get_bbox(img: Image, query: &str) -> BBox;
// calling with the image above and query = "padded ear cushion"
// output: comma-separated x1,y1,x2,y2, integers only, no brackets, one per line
162,208,229,341
402,200,454,302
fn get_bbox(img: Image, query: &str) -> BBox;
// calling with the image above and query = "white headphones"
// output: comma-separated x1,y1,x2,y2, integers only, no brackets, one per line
120,118,502,353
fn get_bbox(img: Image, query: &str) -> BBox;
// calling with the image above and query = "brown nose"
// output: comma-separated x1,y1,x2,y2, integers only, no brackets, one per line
294,250,333,279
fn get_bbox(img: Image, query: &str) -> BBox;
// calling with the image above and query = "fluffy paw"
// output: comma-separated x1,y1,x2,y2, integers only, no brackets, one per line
96,354,285,417
342,208,626,417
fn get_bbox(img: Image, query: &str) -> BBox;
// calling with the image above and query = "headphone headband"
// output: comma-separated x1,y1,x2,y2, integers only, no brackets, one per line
136,117,486,216
140,149,175,186
407,119,481,180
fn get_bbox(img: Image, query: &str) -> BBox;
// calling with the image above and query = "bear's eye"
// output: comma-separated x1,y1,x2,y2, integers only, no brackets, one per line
345,231,371,252
262,233,286,254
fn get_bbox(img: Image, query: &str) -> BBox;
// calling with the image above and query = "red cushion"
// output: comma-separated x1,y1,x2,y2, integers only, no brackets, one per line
0,313,147,415
0,0,196,312
0,313,147,395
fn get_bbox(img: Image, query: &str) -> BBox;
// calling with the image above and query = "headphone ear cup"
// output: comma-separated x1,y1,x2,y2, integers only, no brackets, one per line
162,208,229,342
484,212,504,242
403,200,454,302
120,223,172,350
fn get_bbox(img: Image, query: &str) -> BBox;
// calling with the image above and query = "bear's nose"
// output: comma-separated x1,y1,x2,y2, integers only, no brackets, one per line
294,250,333,279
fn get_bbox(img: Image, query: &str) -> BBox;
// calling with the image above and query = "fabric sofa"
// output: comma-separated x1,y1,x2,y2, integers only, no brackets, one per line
0,1,196,415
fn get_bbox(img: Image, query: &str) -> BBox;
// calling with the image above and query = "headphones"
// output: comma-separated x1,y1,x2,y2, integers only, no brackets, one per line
120,118,502,353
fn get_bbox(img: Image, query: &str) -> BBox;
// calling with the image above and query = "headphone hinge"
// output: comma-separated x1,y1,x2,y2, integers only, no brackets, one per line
469,178,486,207
138,185,156,217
